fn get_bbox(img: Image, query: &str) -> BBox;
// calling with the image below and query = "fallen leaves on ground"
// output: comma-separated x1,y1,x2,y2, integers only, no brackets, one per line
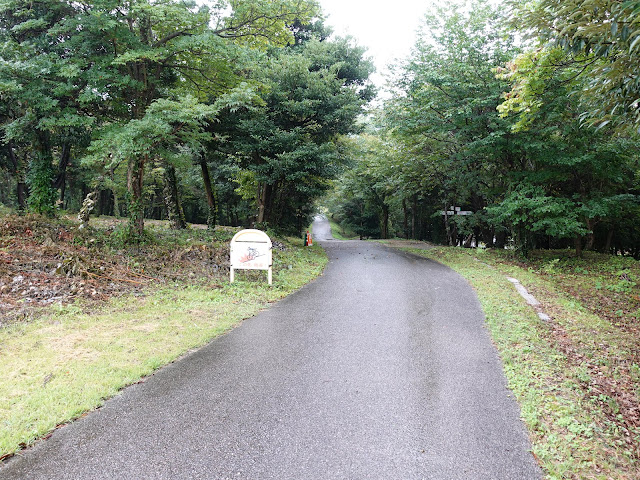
0,215,236,325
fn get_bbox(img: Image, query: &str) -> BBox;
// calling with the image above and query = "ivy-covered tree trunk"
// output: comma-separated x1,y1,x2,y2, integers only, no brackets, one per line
27,133,57,217
199,157,217,230
127,155,146,236
163,164,187,230
257,184,266,224
271,181,286,227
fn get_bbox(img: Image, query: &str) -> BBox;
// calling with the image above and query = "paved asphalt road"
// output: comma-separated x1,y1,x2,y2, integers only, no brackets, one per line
1,217,541,479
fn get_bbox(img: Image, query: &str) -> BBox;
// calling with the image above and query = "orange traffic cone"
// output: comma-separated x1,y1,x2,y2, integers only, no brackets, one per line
305,230,313,246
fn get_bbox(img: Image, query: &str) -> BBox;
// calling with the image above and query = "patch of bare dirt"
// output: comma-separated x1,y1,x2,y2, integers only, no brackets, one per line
0,215,234,326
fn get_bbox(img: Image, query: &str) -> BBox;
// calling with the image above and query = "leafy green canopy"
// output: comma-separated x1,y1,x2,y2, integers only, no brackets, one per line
505,0,640,131
0,0,322,227
327,0,639,258
216,33,375,233
382,0,523,244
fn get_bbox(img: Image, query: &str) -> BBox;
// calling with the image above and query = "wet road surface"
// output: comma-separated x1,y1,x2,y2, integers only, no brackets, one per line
0,217,540,479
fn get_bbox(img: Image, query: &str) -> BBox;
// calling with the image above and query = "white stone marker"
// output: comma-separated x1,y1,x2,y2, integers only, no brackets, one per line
230,229,273,285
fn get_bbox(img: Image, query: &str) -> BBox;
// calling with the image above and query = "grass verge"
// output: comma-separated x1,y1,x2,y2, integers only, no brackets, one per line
387,243,639,480
0,238,327,459
327,218,358,240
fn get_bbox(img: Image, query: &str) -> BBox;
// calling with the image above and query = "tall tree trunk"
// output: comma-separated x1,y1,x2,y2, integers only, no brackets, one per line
7,143,27,210
16,181,27,211
271,180,284,227
127,155,146,236
381,203,389,239
574,235,583,258
163,164,187,229
411,194,417,240
585,218,597,251
463,234,474,248
109,167,121,217
402,198,408,239
256,182,273,226
257,183,266,224
112,195,120,217
604,229,614,254
199,157,217,229
52,143,71,203
226,204,233,226
233,206,239,226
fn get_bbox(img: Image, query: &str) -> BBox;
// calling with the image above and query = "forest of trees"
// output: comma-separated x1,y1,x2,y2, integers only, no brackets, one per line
1,0,639,257
329,0,640,257
0,0,373,236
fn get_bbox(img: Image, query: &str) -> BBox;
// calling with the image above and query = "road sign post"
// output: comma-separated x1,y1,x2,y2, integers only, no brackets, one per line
230,229,273,285
440,206,473,216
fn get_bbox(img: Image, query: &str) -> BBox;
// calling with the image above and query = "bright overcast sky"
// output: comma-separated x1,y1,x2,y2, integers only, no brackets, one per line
318,0,429,90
